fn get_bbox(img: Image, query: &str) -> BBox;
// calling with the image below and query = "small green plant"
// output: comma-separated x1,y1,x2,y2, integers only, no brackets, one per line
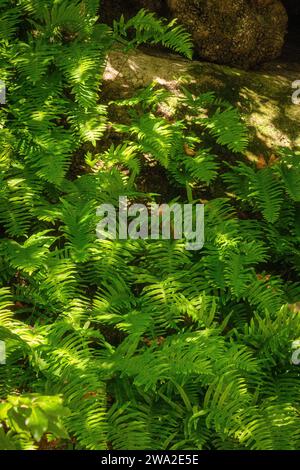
0,395,70,449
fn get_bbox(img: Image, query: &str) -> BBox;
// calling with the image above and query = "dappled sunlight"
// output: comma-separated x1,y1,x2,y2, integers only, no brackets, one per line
104,49,300,156
2,0,300,453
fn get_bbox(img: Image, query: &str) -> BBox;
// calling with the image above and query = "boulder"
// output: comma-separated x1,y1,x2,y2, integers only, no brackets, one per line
165,0,288,68
103,48,300,152
101,0,288,69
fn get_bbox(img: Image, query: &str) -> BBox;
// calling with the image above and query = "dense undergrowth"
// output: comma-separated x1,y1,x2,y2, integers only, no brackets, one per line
0,0,300,450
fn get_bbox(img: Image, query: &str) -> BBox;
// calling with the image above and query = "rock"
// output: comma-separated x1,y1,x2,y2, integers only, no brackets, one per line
103,48,300,152
101,0,288,69
166,0,288,69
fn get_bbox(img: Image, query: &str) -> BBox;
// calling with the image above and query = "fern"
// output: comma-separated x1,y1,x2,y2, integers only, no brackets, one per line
224,163,284,223
114,9,193,59
0,0,300,452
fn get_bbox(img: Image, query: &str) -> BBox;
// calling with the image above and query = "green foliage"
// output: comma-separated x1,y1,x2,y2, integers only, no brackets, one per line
0,0,300,452
0,395,70,449
113,9,193,59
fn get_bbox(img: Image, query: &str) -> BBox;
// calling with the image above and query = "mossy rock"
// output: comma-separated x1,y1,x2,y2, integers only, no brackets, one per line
103,48,300,158
102,0,289,69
